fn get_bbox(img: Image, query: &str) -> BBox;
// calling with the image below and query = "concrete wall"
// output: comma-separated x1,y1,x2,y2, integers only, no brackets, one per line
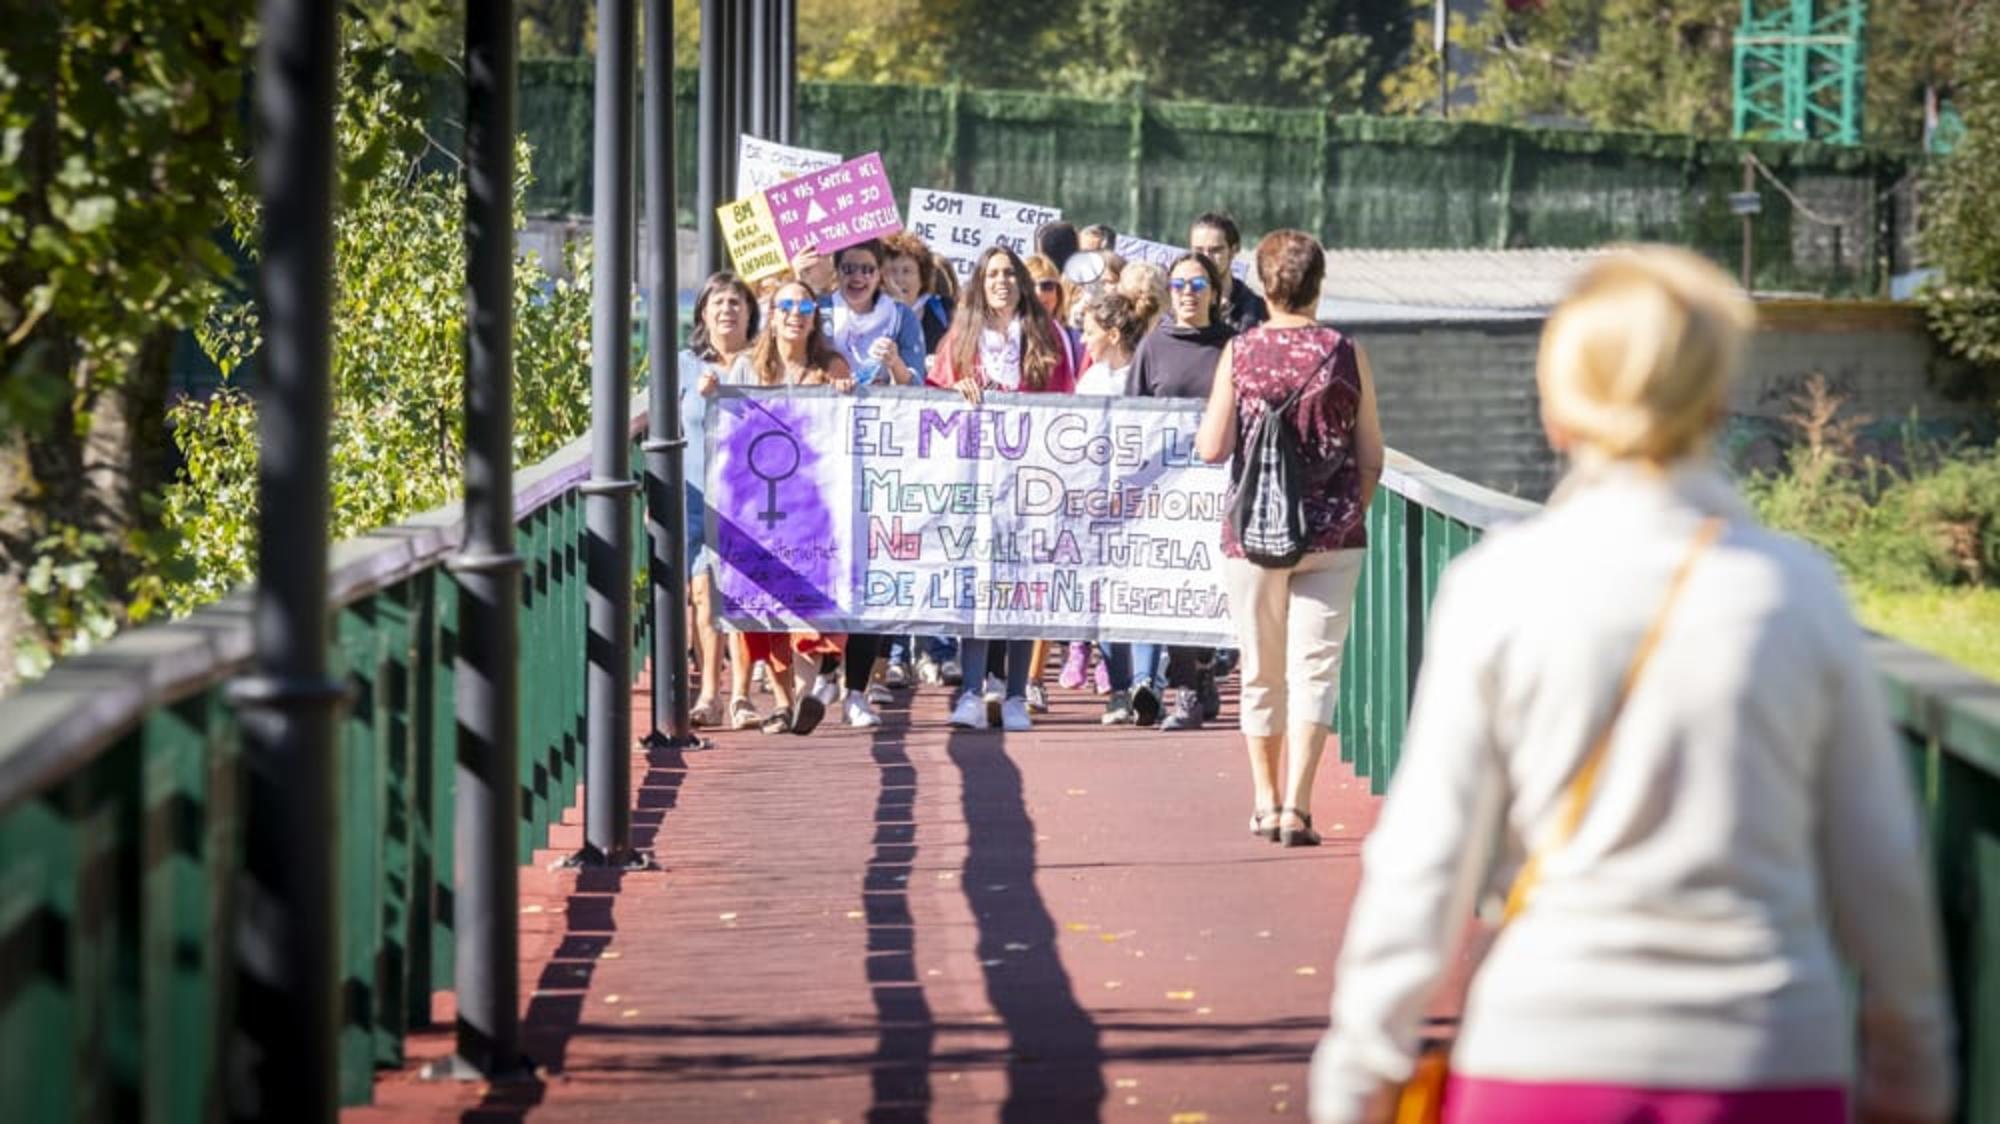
1356,302,1991,501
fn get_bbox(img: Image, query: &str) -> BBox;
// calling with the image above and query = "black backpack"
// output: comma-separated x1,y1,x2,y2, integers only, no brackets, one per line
1226,364,1324,568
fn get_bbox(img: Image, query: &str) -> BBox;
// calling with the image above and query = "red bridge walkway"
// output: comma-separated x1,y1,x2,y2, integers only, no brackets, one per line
350,667,1390,1123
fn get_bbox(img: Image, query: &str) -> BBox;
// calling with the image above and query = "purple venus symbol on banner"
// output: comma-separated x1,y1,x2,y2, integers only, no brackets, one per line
747,428,802,527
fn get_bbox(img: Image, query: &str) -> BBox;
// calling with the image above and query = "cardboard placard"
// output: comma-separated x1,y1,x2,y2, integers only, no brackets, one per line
716,192,789,281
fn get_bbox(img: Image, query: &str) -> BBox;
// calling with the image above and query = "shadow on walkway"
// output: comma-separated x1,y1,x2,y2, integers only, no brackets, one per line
865,721,935,1123
464,740,691,1122
950,732,1107,1123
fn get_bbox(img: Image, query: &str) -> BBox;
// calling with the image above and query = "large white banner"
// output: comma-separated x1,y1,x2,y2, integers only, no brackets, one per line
704,387,1235,645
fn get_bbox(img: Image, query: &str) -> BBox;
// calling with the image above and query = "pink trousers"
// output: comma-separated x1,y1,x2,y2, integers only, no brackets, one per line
1443,1076,1847,1124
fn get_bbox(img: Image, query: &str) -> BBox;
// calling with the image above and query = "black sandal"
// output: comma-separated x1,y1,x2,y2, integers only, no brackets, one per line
1249,807,1281,842
1279,807,1320,848
759,709,793,735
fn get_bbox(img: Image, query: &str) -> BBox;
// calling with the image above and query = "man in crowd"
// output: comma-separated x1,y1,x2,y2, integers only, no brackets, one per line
1190,211,1269,334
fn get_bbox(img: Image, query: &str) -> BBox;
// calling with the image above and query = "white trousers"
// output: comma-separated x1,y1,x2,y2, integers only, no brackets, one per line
1221,548,1366,737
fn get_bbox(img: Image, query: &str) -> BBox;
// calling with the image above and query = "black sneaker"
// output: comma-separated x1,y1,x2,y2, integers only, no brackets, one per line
1161,687,1204,731
1131,681,1161,728
1197,666,1222,722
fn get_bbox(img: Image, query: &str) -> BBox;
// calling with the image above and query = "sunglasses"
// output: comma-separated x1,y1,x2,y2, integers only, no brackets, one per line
1034,279,1060,292
773,297,816,315
1169,277,1210,293
838,262,878,276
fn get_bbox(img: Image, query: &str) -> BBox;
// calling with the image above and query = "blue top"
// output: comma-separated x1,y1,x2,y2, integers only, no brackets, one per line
678,349,715,565
829,296,928,385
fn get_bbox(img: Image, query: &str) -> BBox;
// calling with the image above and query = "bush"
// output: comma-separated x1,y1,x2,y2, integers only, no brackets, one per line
160,64,596,617
1746,375,2000,592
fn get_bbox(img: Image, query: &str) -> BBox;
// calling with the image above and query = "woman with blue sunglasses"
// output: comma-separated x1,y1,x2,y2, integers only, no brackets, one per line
1123,251,1235,732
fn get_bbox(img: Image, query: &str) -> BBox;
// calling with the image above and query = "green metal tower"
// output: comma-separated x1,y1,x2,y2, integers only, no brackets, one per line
1732,0,1867,144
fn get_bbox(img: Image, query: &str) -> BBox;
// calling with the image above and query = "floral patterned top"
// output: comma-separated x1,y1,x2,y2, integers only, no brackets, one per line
1220,324,1367,559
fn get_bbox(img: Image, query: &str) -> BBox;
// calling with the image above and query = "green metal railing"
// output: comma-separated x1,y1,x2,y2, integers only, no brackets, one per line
0,412,652,1119
1342,449,2000,1124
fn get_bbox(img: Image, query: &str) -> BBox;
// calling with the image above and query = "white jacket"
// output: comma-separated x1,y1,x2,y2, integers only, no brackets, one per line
1310,460,1954,1122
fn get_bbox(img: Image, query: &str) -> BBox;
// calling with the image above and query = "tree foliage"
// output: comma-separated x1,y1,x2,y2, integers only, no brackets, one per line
162,66,597,615
1919,1,2000,391
0,0,253,682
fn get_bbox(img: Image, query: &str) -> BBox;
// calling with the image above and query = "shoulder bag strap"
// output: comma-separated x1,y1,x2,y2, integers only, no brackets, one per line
1499,516,1726,925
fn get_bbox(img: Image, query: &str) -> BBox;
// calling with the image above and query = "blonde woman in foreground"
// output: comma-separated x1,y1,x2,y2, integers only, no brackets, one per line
1310,247,1953,1124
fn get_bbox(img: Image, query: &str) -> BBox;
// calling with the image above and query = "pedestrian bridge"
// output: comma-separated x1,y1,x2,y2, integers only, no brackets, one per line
1,427,1994,1122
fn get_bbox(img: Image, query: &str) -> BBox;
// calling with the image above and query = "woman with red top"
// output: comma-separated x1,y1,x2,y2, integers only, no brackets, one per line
1195,230,1383,847
930,246,1076,730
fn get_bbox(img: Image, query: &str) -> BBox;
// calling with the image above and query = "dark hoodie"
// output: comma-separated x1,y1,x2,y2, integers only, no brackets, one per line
1125,320,1235,399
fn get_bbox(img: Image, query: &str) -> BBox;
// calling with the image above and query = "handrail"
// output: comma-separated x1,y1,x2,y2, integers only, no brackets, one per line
1368,448,2000,1124
0,394,651,818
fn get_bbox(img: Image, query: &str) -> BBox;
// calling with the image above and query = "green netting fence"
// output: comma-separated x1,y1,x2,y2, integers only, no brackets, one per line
418,62,1918,297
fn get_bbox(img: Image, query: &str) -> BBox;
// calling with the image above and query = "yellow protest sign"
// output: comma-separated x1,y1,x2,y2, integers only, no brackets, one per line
717,192,787,281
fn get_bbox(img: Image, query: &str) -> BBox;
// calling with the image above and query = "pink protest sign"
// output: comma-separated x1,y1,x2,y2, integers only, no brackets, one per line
762,151,902,260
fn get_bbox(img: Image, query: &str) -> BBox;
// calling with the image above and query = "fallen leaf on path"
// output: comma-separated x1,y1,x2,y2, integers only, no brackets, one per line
622,1009,639,1019
1295,966,1318,976
845,910,864,919
520,905,543,914
1170,1113,1210,1123
1003,941,1030,951
1114,1078,1139,1088
1256,930,1273,939
603,994,620,1003
718,912,738,921
1196,1006,1213,1014
1065,788,1088,796
1166,989,1196,1000
1269,1083,1291,1093
1103,981,1123,989
1066,922,1094,932
600,951,621,960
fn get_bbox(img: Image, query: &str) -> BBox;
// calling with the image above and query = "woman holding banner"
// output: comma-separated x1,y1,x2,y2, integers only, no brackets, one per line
721,279,856,734
1071,290,1157,723
682,272,760,730
1194,230,1380,847
1125,251,1236,731
931,246,1077,731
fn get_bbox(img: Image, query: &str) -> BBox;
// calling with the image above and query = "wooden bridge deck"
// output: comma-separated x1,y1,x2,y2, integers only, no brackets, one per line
350,667,1401,1123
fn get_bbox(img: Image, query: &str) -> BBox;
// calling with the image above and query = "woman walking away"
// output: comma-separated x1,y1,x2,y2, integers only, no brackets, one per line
1308,246,1953,1124
1131,251,1236,730
717,279,853,735
1073,290,1158,723
681,273,760,729
930,246,1077,731
1196,230,1379,842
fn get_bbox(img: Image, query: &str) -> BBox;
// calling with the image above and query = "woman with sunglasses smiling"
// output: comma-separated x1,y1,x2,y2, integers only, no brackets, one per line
830,240,926,388
717,280,855,735
1123,251,1235,732
929,246,1077,731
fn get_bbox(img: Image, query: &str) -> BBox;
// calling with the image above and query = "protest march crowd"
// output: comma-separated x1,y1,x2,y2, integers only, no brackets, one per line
671,145,1955,1124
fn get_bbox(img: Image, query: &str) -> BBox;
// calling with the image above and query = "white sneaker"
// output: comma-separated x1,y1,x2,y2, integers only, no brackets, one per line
916,655,941,685
983,674,1004,702
865,682,894,705
1000,697,1033,731
949,691,990,729
811,673,841,706
844,692,881,727
1024,682,1049,713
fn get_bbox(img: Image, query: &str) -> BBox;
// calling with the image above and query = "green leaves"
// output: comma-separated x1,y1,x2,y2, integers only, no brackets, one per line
1919,2,2000,396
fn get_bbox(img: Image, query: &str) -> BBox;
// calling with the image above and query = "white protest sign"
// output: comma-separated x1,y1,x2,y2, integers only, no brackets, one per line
1115,233,1251,281
907,188,1062,280
735,135,840,195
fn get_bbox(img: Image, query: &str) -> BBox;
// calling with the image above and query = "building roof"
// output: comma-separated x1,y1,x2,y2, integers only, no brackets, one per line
1246,247,1613,325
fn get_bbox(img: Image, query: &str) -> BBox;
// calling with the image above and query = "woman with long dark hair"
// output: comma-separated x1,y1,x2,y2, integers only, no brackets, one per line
928,246,1076,731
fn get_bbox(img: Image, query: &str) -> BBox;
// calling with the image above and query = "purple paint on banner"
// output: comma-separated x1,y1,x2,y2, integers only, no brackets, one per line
762,151,902,260
710,397,841,621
